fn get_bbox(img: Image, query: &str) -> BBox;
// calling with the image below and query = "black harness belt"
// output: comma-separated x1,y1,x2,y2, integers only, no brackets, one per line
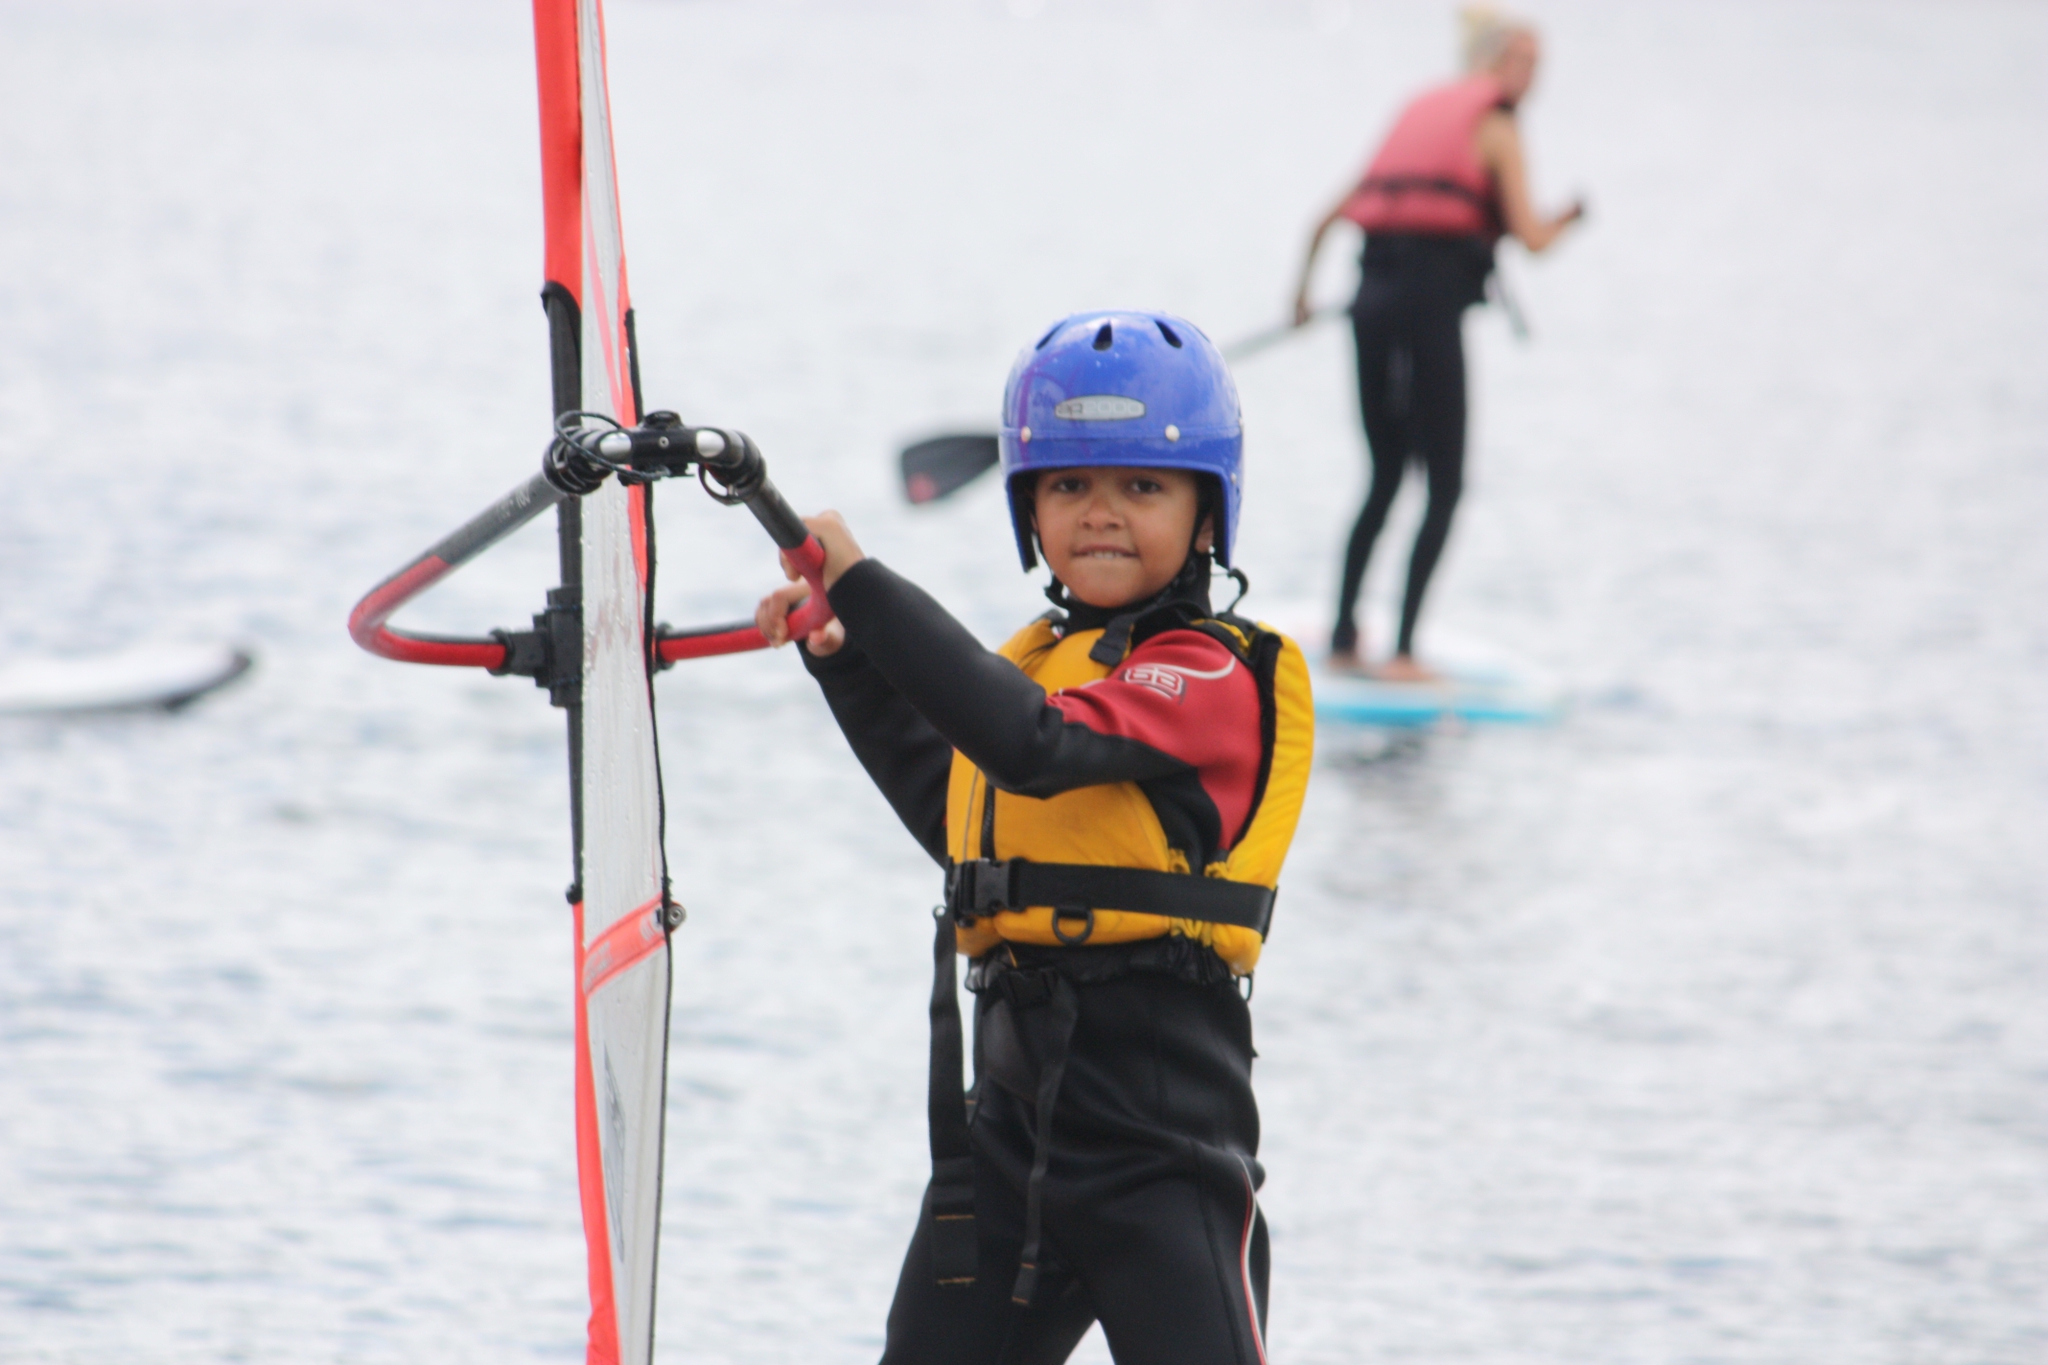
945,857,1276,940
919,857,1277,1298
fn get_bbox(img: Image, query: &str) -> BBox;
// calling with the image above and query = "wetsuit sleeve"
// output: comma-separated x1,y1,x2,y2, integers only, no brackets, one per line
825,562,1261,846
798,636,952,866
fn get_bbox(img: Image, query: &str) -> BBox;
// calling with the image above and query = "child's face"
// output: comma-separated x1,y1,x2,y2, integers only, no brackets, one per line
1032,466,1212,609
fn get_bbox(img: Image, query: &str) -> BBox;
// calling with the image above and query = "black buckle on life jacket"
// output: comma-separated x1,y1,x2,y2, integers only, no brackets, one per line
945,858,1018,921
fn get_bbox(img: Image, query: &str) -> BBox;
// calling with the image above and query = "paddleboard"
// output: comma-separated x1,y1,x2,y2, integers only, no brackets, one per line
1311,658,1562,727
0,644,253,717
1254,600,1563,728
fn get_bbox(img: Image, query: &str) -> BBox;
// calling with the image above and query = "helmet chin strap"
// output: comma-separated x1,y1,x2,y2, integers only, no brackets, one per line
1187,482,1249,614
1219,561,1251,615
1044,550,1249,667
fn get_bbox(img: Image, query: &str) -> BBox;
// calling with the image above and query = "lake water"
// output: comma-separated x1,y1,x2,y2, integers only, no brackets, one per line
1,1,2042,1361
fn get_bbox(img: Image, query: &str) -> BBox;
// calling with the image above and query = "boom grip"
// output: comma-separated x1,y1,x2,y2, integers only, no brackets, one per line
740,474,811,551
780,536,834,637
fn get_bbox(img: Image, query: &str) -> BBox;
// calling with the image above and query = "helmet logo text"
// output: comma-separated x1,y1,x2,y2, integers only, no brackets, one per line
1053,395,1146,421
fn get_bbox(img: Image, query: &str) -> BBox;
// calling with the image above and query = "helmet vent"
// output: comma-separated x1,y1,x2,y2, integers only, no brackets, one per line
1156,321,1183,348
1092,322,1114,351
1034,323,1060,350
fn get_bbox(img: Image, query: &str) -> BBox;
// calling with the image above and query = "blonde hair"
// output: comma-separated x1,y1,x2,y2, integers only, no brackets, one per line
1459,5,1534,72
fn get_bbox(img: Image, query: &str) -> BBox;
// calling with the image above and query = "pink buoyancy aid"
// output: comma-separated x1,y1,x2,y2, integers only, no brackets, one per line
1340,74,1506,240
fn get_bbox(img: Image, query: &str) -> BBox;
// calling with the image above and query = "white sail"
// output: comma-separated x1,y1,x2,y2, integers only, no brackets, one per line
547,1,672,1361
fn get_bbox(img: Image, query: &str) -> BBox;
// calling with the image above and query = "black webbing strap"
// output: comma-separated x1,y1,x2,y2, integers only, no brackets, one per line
926,908,977,1286
1356,174,1505,234
1010,973,1079,1307
948,858,1276,939
1359,173,1492,208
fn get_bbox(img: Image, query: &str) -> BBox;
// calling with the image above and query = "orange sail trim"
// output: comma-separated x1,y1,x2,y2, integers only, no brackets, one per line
582,898,668,997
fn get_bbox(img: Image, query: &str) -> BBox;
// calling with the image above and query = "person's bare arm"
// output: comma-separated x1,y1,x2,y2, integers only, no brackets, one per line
1292,200,1354,325
1475,110,1583,253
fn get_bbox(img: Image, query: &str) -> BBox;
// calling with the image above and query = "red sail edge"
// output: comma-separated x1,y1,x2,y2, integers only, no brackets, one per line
534,0,582,309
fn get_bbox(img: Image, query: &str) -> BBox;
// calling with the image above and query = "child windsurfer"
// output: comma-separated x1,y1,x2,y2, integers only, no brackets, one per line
757,312,1312,1365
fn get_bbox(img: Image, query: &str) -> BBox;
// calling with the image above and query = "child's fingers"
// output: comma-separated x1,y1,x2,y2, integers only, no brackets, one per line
754,581,811,647
753,593,784,646
800,511,865,589
803,619,846,657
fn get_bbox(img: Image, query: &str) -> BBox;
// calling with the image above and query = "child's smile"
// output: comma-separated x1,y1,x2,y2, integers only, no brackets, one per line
1033,466,1212,609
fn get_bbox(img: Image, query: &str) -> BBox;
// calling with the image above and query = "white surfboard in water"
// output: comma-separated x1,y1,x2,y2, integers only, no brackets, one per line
0,644,252,717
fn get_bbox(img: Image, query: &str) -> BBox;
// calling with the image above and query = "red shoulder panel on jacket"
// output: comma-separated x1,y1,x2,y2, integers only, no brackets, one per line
1047,630,1264,848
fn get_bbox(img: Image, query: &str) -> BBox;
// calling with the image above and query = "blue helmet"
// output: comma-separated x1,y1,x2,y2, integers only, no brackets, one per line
999,310,1244,570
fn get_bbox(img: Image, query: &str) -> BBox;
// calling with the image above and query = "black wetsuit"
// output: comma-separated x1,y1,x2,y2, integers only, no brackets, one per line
1333,231,1493,658
800,561,1271,1365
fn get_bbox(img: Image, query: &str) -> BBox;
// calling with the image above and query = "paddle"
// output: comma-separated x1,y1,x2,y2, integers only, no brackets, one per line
898,306,1346,504
902,433,1002,505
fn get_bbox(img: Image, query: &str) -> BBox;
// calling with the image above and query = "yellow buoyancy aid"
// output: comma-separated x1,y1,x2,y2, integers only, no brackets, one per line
944,614,1313,975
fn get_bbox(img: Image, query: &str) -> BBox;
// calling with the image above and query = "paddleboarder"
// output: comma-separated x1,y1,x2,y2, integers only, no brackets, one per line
758,312,1312,1365
1293,5,1583,679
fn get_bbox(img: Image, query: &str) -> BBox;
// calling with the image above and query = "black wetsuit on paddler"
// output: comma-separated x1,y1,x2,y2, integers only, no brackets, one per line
1292,12,1583,678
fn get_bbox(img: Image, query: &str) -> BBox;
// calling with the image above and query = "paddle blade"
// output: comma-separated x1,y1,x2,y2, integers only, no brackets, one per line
901,433,1001,504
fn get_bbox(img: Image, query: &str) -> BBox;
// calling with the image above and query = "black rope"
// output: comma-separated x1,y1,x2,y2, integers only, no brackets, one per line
547,410,662,487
